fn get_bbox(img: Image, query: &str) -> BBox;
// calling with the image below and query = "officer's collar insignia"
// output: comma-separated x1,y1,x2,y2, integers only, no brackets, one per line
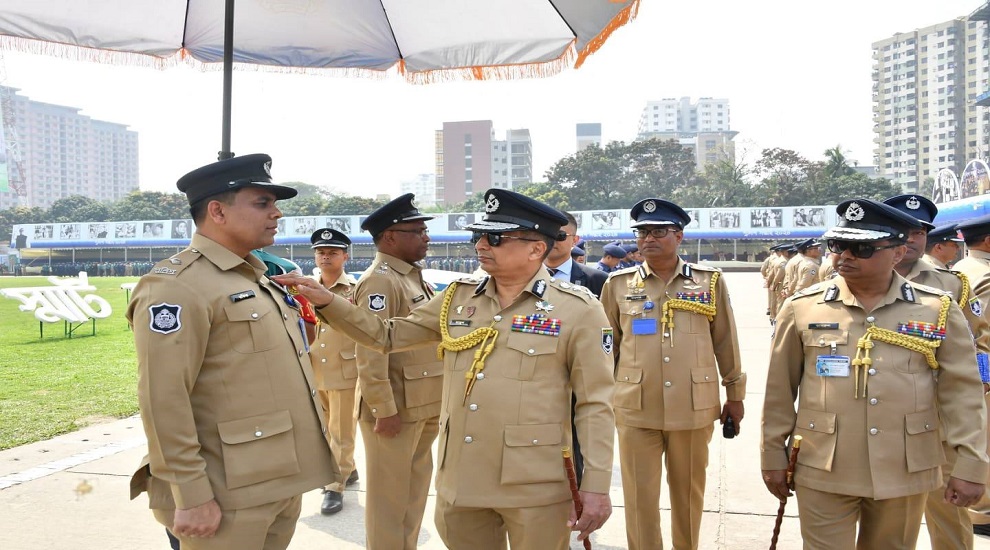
321,230,332,240
637,265,648,280
823,285,839,302
169,257,182,265
643,200,657,213
485,194,500,213
844,202,865,221
474,276,490,295
905,196,921,210
532,279,547,298
682,264,692,278
535,300,554,313
901,283,915,302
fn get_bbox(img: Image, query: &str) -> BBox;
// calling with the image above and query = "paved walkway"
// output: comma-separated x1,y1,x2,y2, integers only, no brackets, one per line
0,272,987,549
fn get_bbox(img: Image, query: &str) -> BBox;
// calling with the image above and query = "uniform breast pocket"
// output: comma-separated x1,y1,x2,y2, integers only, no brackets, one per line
500,424,566,485
800,330,848,355
505,332,559,380
340,349,357,380
216,410,301,490
224,301,279,353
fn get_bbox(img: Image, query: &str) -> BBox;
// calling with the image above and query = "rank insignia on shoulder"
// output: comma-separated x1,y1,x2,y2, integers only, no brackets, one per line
169,257,182,265
971,298,983,317
368,294,387,311
897,320,945,341
229,290,256,302
602,328,614,354
511,314,560,337
153,267,177,275
149,303,182,334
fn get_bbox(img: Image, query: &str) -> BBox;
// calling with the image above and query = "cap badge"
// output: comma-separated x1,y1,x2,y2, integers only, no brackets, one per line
263,161,272,177
643,200,657,213
410,198,418,209
844,202,865,222
485,195,500,213
321,230,332,240
905,196,921,210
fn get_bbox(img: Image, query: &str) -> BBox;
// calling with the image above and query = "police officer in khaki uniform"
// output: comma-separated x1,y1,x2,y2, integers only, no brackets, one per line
308,228,360,516
924,223,964,269
126,154,337,549
353,193,442,550
761,198,988,549
883,194,990,549
761,244,778,316
793,239,823,294
600,198,746,550
768,245,795,320
956,214,990,281
275,188,616,550
782,240,811,299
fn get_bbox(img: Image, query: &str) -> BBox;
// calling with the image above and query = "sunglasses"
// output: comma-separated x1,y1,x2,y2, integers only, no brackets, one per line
633,227,679,239
471,232,541,247
826,239,901,259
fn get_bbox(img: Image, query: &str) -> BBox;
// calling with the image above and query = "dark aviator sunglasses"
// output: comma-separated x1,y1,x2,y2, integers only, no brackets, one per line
826,239,901,259
470,232,541,247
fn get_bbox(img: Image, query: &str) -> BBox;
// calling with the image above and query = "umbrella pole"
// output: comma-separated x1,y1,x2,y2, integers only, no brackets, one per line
219,0,235,160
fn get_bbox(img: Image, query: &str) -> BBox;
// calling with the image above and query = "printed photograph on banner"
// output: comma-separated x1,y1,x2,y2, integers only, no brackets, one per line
171,220,191,239
59,223,81,240
591,211,620,230
326,216,351,233
34,224,53,240
750,208,782,228
710,210,740,228
88,223,110,238
116,222,136,238
143,222,165,238
448,213,474,231
293,217,317,235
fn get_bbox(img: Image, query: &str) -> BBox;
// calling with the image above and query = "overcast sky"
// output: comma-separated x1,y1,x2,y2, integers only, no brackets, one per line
1,0,983,199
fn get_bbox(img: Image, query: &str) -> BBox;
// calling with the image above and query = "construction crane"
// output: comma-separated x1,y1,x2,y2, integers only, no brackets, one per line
0,48,27,206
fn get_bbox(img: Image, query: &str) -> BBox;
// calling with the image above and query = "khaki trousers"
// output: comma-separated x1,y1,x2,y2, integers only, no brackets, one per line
618,423,713,550
435,497,571,550
319,387,358,492
795,484,926,550
969,392,990,526
152,494,301,550
924,440,973,550
360,416,439,550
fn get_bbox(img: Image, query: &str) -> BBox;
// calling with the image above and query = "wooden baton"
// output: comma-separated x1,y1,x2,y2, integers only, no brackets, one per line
769,435,802,550
562,447,592,550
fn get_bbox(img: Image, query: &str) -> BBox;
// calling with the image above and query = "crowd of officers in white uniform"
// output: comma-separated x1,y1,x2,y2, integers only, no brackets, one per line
128,151,990,550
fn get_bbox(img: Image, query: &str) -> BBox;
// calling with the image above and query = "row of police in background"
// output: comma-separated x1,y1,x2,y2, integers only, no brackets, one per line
761,195,990,549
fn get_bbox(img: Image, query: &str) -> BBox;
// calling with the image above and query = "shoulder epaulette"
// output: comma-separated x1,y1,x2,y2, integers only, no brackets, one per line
454,276,482,285
793,283,828,299
549,278,595,302
608,265,639,278
150,248,201,277
911,282,952,297
688,262,720,272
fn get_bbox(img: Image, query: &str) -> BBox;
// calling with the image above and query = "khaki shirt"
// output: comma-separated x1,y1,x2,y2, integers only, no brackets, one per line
818,261,836,282
761,275,989,500
310,271,358,391
794,256,822,294
353,252,442,422
760,255,774,283
954,249,990,282
923,254,948,270
768,255,789,291
601,259,746,431
127,234,336,510
782,254,805,296
318,269,616,507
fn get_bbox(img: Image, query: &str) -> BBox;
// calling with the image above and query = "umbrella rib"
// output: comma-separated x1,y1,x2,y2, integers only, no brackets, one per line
546,0,578,40
377,0,404,61
181,0,192,50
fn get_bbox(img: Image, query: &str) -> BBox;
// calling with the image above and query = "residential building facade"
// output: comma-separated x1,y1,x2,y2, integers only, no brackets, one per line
636,97,736,170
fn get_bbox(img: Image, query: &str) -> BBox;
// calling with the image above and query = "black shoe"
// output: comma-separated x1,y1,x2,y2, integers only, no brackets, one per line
321,490,343,515
975,523,990,536
346,470,359,486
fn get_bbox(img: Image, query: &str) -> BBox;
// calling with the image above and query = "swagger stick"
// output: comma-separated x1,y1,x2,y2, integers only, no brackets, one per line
769,435,802,550
563,447,592,550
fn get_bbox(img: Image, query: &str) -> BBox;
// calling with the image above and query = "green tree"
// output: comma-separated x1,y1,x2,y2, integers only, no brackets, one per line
623,138,698,200
279,195,329,217
0,206,48,241
109,191,189,221
48,195,106,223
676,158,754,208
545,142,629,209
752,148,814,206
823,145,855,179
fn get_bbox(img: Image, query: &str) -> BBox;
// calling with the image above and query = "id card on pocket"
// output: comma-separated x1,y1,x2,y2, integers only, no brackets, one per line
632,318,658,335
815,355,851,377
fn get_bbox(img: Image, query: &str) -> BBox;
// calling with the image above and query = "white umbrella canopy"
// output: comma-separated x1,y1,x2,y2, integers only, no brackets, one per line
0,0,640,157
0,0,639,77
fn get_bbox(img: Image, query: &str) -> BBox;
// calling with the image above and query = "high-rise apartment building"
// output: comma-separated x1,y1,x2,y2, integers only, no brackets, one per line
636,97,737,170
399,173,437,207
872,16,990,192
435,121,532,206
576,123,602,152
0,86,139,209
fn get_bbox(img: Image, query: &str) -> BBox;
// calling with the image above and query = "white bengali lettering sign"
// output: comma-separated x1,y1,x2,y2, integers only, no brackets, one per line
0,272,112,323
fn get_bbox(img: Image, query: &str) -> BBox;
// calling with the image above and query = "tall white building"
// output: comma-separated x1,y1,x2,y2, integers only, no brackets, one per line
0,86,139,209
872,14,990,191
637,97,736,170
399,173,437,207
576,123,602,152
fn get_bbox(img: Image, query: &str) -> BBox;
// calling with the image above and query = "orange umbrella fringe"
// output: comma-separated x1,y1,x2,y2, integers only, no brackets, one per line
575,0,641,69
405,44,577,85
0,34,177,69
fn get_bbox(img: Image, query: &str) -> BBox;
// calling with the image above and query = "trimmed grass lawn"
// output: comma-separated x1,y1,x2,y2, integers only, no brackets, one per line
0,275,141,450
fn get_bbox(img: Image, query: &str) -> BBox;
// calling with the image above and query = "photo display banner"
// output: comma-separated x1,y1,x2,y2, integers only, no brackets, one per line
10,206,841,249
